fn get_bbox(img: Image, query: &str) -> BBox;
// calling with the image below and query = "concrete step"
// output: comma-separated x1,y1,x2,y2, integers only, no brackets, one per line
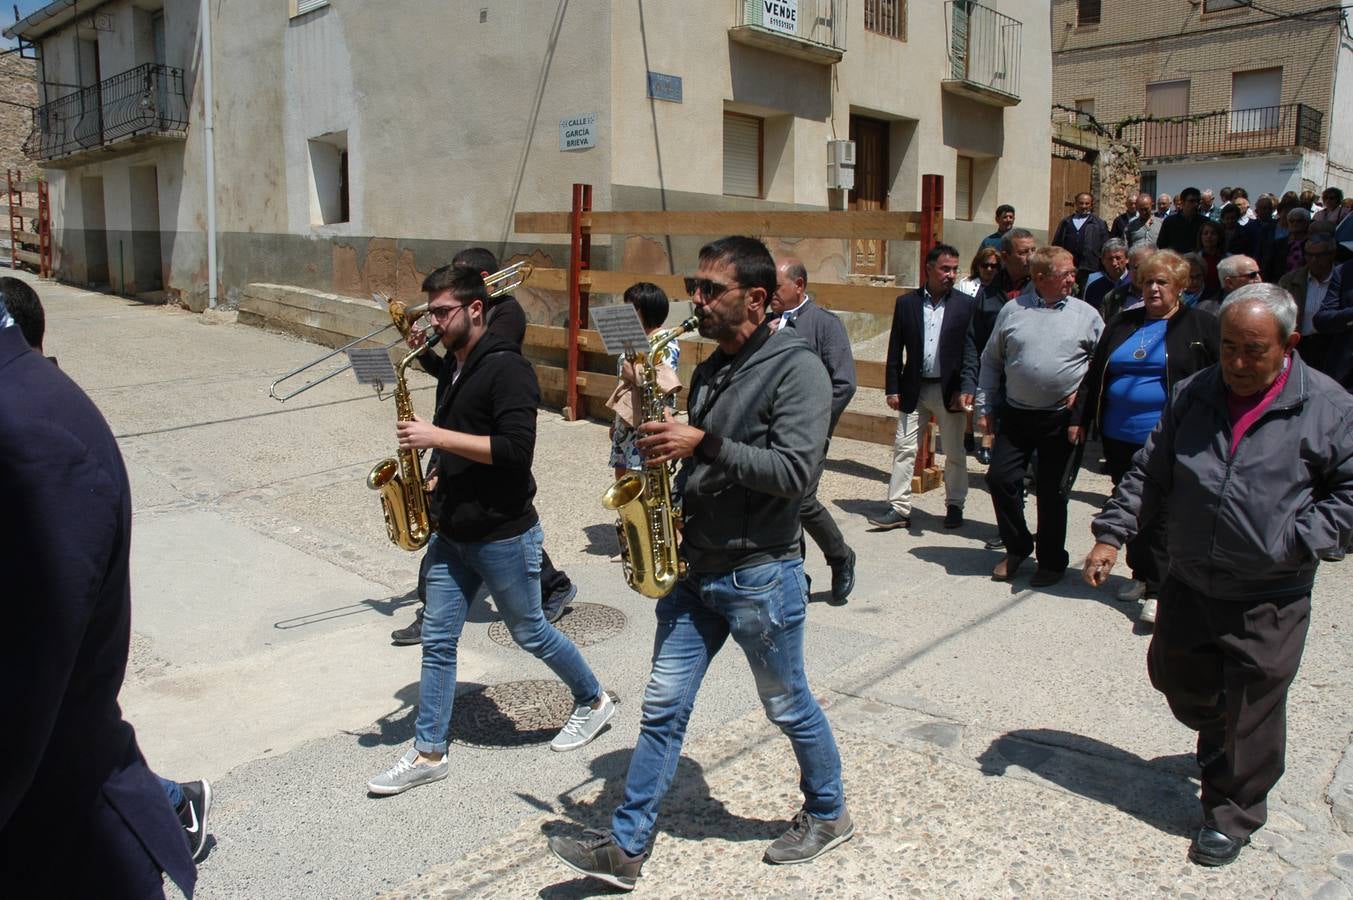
239,283,395,351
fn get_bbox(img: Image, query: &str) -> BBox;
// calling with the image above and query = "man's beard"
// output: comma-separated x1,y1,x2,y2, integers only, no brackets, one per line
696,296,745,343
443,324,470,354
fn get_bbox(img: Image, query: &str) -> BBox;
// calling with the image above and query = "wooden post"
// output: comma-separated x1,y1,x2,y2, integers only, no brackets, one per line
6,169,17,273
565,183,593,420
38,178,51,278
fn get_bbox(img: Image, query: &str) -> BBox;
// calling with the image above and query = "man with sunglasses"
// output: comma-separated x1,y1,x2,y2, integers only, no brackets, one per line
367,267,616,796
550,236,851,890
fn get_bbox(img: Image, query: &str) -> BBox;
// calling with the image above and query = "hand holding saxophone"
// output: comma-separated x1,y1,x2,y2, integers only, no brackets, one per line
636,410,703,464
396,413,441,451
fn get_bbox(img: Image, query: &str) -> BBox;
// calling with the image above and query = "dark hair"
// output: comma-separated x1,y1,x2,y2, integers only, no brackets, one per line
422,265,489,306
780,258,808,287
1075,191,1093,203
1230,186,1249,200
969,245,1001,279
1179,187,1201,202
996,204,1015,217
1000,227,1035,253
1,277,44,350
451,247,499,275
1196,218,1226,251
697,236,776,299
1219,203,1240,224
926,243,960,265
623,281,670,329
1324,187,1345,204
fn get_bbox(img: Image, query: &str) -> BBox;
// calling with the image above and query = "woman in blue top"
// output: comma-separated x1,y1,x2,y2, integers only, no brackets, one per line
1072,250,1220,624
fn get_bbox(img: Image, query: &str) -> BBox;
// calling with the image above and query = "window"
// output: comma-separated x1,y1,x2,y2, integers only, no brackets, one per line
1203,0,1245,11
308,131,349,225
290,0,328,18
723,113,762,199
1231,68,1282,131
1076,0,1101,26
955,156,974,221
1074,98,1096,123
865,0,906,40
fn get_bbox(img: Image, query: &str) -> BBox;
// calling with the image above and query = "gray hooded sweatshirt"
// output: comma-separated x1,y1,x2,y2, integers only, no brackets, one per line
679,326,832,574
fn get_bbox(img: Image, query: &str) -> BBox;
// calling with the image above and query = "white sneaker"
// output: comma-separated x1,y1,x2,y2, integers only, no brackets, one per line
1139,597,1158,625
551,691,617,752
366,747,449,795
1117,579,1146,602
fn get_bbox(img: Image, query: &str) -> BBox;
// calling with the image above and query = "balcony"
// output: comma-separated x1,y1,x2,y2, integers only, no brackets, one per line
25,63,189,165
1118,103,1324,160
942,1,1021,107
729,0,845,64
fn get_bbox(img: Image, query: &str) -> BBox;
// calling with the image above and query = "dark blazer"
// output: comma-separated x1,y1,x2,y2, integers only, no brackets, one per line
1265,236,1304,283
1157,213,1203,254
1052,214,1110,275
885,288,977,414
780,298,857,432
0,326,195,896
1315,259,1353,389
960,275,1026,396
1071,304,1220,436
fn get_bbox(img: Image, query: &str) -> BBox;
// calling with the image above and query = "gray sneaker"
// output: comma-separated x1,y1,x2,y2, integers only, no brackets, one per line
366,747,449,796
550,691,617,752
764,806,855,864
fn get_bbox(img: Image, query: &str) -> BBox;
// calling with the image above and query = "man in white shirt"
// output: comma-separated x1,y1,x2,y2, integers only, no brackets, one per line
1278,232,1336,372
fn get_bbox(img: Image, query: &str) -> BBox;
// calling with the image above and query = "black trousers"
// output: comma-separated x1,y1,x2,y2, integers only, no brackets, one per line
1147,577,1311,839
800,446,850,567
985,405,1076,572
1102,436,1166,593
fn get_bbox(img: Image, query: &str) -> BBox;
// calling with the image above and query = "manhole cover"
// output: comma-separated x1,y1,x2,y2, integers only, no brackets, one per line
487,601,627,649
449,680,576,748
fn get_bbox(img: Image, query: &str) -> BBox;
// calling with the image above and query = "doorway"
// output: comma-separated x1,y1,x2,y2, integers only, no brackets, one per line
80,176,109,287
129,166,163,293
849,115,890,275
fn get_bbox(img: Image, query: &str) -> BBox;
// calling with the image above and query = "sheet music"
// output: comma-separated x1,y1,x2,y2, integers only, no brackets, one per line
347,347,399,388
591,304,651,355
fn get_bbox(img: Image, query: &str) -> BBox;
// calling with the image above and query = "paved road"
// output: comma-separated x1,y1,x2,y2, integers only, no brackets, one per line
18,273,1353,898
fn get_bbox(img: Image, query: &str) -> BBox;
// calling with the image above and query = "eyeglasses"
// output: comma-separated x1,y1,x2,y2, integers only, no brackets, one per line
427,304,468,320
684,276,738,301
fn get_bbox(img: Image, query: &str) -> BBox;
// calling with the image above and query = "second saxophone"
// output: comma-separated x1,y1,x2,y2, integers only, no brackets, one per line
602,315,700,598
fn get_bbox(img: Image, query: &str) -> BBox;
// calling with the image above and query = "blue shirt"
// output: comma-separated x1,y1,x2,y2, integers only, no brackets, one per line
1102,318,1168,445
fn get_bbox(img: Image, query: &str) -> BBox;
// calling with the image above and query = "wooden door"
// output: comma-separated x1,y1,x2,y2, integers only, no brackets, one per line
849,115,889,275
1049,155,1092,237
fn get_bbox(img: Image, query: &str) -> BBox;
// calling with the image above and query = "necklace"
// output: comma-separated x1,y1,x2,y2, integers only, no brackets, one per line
1132,322,1166,360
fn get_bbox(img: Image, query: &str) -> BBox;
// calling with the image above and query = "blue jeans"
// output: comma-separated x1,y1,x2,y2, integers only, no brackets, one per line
415,524,602,754
610,559,844,855
158,775,182,809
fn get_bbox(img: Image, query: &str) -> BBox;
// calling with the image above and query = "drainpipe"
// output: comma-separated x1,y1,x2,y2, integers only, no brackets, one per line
200,0,218,308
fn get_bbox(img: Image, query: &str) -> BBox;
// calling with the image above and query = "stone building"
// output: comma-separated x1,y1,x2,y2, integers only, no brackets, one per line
1052,0,1353,201
0,52,39,183
6,0,1051,313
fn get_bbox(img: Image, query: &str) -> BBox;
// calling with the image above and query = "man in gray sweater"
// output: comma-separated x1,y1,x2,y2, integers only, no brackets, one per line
976,246,1103,586
549,236,851,891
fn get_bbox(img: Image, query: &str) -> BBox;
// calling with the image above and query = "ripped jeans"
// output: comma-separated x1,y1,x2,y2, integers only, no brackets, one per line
609,558,844,855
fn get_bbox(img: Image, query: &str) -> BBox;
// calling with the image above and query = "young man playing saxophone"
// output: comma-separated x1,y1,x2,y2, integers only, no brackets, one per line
366,266,615,795
548,236,853,890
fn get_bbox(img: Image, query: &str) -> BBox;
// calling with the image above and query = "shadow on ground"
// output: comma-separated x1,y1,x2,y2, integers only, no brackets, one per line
977,728,1199,838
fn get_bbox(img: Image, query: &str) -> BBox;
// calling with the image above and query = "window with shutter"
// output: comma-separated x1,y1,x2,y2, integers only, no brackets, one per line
291,0,328,18
956,156,974,221
723,113,762,199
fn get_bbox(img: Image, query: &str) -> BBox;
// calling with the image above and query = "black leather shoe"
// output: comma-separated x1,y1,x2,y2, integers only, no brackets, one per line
943,505,964,529
1188,826,1247,867
829,549,855,606
391,607,424,645
1029,567,1066,588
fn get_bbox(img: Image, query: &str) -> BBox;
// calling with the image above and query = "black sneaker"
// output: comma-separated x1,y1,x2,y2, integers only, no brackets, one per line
828,548,855,606
943,505,964,529
391,606,424,645
764,806,855,864
975,446,992,466
548,828,646,891
176,780,212,862
542,582,577,624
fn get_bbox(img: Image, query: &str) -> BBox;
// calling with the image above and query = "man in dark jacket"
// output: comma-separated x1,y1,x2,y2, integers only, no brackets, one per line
1278,232,1337,374
367,267,615,796
1157,187,1204,253
1085,284,1353,868
1052,191,1110,288
1314,253,1353,390
1,286,196,895
772,256,858,603
550,237,851,890
869,243,977,531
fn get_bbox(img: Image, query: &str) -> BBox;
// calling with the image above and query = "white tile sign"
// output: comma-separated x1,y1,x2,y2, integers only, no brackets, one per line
560,113,597,151
762,0,797,35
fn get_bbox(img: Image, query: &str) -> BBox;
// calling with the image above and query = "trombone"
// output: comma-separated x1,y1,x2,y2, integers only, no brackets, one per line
267,259,534,402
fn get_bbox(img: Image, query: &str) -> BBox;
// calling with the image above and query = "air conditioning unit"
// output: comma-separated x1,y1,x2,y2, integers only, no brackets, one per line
827,162,855,191
828,140,856,166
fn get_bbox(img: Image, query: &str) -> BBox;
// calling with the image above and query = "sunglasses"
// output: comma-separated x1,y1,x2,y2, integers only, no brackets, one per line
979,262,1001,269
683,276,737,300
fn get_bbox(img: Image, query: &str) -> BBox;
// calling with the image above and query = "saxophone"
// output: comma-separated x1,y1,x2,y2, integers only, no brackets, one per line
367,297,438,552
602,315,700,598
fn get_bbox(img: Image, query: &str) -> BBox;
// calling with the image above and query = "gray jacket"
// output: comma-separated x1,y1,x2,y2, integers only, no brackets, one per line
780,298,857,432
1093,356,1353,601
680,326,831,574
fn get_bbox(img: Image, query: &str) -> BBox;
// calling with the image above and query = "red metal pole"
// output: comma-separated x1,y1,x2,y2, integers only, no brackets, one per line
915,174,945,479
565,183,592,420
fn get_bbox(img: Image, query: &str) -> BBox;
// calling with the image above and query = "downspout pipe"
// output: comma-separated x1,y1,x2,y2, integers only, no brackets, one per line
200,0,217,308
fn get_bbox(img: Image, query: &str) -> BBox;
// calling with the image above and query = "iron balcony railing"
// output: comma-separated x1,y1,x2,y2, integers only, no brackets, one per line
946,1,1021,101
24,63,189,161
737,0,845,53
1119,103,1324,159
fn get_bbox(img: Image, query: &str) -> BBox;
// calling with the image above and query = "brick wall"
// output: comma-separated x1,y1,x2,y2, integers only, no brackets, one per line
0,52,37,183
1051,0,1338,144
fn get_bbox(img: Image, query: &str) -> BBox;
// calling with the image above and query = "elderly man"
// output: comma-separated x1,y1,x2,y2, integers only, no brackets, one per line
1084,284,1353,867
976,247,1103,586
1199,189,1217,219
1122,193,1163,246
870,243,978,532
1100,240,1156,321
1205,255,1264,315
1278,232,1337,373
771,256,859,603
1157,193,1175,218
1052,192,1110,288
1082,238,1129,313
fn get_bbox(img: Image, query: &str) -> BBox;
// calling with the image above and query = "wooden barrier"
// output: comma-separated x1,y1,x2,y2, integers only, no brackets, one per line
516,179,947,490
